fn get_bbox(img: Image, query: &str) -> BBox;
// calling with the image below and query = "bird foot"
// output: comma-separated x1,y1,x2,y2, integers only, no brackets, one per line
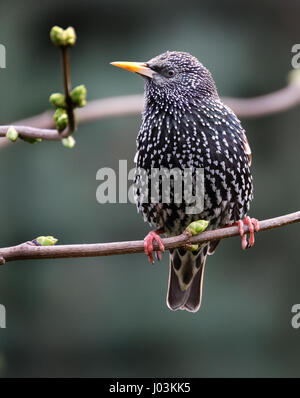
236,216,259,250
144,229,165,264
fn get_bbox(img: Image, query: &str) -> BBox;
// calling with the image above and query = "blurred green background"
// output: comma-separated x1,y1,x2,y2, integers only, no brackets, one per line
0,0,299,377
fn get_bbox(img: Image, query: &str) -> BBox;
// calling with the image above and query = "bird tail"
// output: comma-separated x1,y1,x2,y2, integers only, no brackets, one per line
167,247,208,312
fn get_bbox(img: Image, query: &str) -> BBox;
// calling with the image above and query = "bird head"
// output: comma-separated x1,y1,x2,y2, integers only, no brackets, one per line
111,51,218,104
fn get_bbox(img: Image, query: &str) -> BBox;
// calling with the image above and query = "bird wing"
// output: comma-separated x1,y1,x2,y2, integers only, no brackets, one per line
223,102,252,167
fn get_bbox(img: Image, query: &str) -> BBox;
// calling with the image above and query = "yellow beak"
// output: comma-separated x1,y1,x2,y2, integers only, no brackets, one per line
110,61,154,78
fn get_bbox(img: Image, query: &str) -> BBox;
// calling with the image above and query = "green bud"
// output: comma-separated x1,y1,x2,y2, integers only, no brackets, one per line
54,108,67,119
49,93,66,108
50,26,65,46
50,26,77,47
70,85,87,107
77,98,86,108
187,220,209,236
20,136,42,144
185,244,199,252
288,68,300,87
54,108,68,131
64,27,77,46
36,236,58,246
6,127,18,142
62,136,76,148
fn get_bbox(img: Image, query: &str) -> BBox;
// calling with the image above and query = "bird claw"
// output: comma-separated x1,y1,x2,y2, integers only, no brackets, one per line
144,230,165,264
237,216,259,250
155,250,163,262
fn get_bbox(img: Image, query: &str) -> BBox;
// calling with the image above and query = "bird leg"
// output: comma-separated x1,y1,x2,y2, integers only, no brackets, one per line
144,228,165,264
236,216,259,250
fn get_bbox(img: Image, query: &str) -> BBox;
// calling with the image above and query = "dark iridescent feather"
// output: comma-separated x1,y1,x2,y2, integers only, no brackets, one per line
133,51,253,311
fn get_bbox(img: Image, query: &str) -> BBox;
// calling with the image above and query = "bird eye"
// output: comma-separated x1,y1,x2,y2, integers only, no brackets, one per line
167,69,175,77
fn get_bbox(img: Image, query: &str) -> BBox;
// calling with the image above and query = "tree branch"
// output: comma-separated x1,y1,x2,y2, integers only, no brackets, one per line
0,125,59,140
223,82,300,118
1,73,300,148
0,210,299,264
60,45,76,136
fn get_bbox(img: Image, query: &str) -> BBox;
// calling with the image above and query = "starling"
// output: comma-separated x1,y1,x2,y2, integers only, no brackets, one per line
111,51,259,312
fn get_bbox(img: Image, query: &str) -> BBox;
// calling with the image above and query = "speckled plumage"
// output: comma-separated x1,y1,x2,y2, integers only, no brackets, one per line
132,51,253,311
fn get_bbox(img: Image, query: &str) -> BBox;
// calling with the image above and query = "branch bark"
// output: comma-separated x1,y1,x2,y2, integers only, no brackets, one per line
0,210,299,264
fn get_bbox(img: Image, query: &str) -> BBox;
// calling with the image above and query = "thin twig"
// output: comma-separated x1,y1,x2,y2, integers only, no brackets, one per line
0,125,60,140
0,210,299,263
0,46,79,144
61,46,76,135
